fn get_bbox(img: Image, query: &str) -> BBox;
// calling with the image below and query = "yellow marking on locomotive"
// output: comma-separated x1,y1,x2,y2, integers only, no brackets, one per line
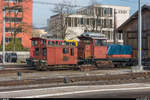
64,40,78,47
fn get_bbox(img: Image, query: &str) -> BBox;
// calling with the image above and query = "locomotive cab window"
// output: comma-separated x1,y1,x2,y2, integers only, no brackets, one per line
66,42,69,46
52,41,55,45
56,41,58,45
41,40,46,45
43,48,47,56
70,48,74,56
48,41,52,45
81,40,90,44
64,42,69,46
72,42,75,46
35,48,39,56
95,39,106,46
32,40,38,46
59,42,62,45
63,48,69,54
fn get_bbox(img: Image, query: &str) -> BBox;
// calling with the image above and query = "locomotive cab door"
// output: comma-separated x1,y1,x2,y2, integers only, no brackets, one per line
78,39,93,59
93,39,107,59
84,43,92,59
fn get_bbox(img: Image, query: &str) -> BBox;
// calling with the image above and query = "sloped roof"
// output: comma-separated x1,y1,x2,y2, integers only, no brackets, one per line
118,5,150,31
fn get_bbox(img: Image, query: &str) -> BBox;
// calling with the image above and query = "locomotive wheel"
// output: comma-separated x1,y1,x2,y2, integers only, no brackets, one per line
39,63,48,71
95,60,114,68
36,66,41,71
79,64,97,71
35,62,47,71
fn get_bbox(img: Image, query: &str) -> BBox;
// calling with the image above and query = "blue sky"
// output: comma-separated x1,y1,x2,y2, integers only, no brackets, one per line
33,0,150,28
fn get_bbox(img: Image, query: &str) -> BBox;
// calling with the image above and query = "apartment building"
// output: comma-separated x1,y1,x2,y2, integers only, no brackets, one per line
48,4,130,44
0,0,33,48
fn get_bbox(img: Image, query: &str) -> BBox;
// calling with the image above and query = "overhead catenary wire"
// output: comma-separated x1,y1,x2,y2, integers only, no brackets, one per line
33,1,84,8
33,0,137,12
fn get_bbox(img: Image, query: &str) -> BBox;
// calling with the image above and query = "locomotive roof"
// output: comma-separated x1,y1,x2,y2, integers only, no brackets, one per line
79,32,107,40
31,37,63,40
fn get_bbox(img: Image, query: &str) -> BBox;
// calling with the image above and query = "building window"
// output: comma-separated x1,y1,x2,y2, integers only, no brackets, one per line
5,17,23,23
104,8,107,15
6,37,12,43
67,18,71,27
18,38,22,42
74,18,77,27
87,18,89,25
5,27,22,33
118,33,123,40
118,10,127,14
109,19,112,28
81,18,83,25
107,31,111,40
104,19,106,28
5,7,23,12
110,8,113,16
91,18,95,27
97,19,101,26
4,0,23,2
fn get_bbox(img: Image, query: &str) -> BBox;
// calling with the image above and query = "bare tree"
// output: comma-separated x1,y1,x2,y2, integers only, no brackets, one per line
81,3,113,40
89,0,98,5
51,0,75,39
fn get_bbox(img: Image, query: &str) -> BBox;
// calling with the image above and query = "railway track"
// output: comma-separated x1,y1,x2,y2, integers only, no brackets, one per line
0,63,132,74
0,72,149,87
0,65,35,70
0,64,36,74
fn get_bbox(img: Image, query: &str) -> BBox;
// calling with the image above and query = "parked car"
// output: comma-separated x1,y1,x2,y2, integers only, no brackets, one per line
5,53,17,63
0,55,2,63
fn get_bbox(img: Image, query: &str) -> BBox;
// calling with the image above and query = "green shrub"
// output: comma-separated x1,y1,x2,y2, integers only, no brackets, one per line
0,39,29,51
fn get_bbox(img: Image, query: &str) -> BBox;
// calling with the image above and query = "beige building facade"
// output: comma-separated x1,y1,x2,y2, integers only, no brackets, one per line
48,4,130,44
